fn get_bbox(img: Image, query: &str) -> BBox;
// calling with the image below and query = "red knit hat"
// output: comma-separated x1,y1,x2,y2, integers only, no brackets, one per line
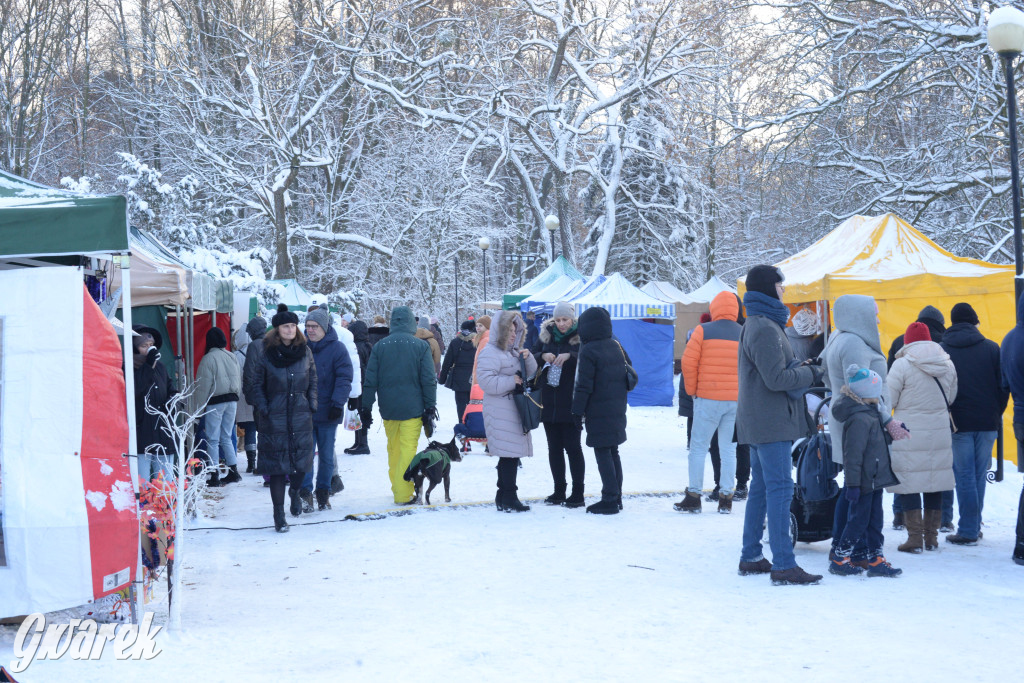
904,321,930,344
700,313,712,324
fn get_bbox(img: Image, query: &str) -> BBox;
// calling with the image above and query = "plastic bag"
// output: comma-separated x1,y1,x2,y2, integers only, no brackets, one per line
546,363,562,387
342,406,362,431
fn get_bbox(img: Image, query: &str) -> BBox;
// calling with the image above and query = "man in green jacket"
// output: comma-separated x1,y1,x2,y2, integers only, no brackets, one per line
362,306,438,503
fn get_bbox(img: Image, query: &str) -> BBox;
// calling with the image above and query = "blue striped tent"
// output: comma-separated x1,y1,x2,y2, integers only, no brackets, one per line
570,273,676,320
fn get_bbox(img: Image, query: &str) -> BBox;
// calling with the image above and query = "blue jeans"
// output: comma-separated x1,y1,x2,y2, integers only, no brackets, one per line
835,489,884,559
942,489,955,527
832,494,871,562
138,450,171,482
204,402,238,467
303,424,337,493
952,431,996,539
238,421,257,449
741,441,797,571
688,398,737,496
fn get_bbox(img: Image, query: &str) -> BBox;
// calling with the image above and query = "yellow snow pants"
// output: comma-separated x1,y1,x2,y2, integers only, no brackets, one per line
385,418,422,503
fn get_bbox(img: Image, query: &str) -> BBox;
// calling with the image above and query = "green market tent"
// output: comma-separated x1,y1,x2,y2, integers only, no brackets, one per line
0,170,128,257
501,256,585,309
267,278,318,309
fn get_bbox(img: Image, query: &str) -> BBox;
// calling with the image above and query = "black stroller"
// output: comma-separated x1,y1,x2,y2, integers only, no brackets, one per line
789,393,840,545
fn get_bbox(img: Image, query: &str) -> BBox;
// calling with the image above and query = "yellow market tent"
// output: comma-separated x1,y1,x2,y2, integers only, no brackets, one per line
739,213,1017,463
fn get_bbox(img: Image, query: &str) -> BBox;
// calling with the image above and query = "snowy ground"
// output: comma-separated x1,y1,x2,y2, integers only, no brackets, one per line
3,381,1023,681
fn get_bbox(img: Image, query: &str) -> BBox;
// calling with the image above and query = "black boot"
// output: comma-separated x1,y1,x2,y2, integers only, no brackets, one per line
503,490,531,512
207,469,221,488
222,465,242,485
586,498,620,515
315,488,331,511
563,485,585,508
289,487,302,517
300,490,315,514
245,450,257,474
545,484,567,505
273,505,289,532
330,474,345,496
346,429,371,455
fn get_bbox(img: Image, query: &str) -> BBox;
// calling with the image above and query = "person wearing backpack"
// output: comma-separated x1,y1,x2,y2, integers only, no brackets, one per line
827,365,902,577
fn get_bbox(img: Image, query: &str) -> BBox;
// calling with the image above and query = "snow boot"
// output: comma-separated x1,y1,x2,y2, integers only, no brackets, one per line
207,469,221,488
673,490,702,513
865,555,902,578
586,498,619,515
924,509,941,550
828,554,864,576
563,486,585,509
245,450,257,474
222,465,242,485
733,485,748,501
300,490,315,514
273,505,289,533
330,474,345,496
738,558,772,575
545,484,567,506
502,491,530,513
495,490,505,512
718,493,734,514
618,495,623,511
705,485,720,503
770,566,822,586
897,509,924,553
946,533,978,546
289,488,302,517
315,488,331,511
892,510,905,530
1013,542,1024,566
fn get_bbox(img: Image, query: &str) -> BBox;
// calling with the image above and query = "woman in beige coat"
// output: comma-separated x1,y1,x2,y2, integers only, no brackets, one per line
887,322,957,552
476,310,538,512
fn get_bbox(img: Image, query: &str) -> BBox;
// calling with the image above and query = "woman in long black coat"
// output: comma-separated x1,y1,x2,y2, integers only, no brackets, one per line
439,321,478,423
249,306,318,532
533,302,585,507
345,320,374,455
572,306,630,515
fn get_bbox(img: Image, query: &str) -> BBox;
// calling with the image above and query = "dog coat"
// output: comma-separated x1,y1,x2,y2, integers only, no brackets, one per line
403,446,452,482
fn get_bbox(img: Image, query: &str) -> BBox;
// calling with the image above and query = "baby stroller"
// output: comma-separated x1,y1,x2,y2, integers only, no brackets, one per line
788,392,840,545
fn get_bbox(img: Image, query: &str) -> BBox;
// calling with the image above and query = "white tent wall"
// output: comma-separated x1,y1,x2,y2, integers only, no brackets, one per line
0,267,93,615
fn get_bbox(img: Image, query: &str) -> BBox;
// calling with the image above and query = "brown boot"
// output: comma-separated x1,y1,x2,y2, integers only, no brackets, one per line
923,509,941,551
718,493,734,514
673,490,702,513
897,508,924,553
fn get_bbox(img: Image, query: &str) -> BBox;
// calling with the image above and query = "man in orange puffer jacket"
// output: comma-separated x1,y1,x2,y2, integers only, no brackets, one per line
676,291,742,514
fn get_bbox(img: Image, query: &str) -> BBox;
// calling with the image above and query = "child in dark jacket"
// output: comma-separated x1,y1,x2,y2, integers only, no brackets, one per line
828,364,903,578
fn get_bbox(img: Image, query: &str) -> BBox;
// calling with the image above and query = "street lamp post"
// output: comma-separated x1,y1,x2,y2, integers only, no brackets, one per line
544,214,560,263
479,236,490,307
989,6,1024,321
454,255,459,325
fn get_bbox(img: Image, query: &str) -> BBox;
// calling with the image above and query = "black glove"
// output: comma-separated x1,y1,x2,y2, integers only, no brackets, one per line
422,407,438,438
810,366,824,384
573,414,584,431
803,356,823,366
347,397,359,411
328,405,344,421
512,381,525,395
360,408,373,429
146,346,160,367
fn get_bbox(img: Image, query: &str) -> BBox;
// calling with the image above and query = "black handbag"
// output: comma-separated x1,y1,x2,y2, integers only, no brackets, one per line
513,355,542,433
616,341,639,392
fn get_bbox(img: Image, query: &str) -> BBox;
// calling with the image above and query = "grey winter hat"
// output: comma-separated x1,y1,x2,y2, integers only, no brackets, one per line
417,314,431,330
246,316,268,341
917,305,945,327
846,364,883,400
552,301,575,319
342,313,354,324
306,308,332,332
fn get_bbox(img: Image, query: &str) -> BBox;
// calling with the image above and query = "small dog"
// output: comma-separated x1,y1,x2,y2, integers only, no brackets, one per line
402,437,462,505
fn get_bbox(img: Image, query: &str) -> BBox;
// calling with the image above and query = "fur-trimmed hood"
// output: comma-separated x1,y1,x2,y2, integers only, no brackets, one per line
538,317,580,345
488,310,525,351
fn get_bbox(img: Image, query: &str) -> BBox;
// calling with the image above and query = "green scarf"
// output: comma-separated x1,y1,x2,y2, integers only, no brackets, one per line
551,322,578,343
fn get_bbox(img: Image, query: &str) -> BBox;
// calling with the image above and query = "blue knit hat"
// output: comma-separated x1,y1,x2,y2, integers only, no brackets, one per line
846,364,882,399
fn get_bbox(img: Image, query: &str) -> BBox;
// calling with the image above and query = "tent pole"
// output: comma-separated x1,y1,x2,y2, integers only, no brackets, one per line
175,304,183,390
117,254,145,625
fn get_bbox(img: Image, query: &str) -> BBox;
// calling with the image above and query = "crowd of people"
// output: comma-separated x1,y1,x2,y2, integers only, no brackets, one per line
129,264,1024,579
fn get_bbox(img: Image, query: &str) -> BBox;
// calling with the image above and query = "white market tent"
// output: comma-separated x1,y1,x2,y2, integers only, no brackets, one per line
571,273,676,320
641,281,695,305
687,275,735,303
519,274,594,312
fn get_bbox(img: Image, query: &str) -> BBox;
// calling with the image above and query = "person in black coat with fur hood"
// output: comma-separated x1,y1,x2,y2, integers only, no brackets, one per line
247,304,318,532
572,306,630,515
439,320,478,424
534,302,586,507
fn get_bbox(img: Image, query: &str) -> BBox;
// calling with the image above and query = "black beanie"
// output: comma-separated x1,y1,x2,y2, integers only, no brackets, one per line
460,320,475,333
950,302,979,326
917,305,945,327
745,265,784,300
272,302,299,328
205,327,227,352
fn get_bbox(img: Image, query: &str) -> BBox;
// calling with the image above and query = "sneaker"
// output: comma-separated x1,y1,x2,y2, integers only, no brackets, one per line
770,566,823,586
939,522,955,533
828,555,864,576
673,491,702,513
733,486,748,501
738,558,772,575
865,555,902,578
946,534,978,546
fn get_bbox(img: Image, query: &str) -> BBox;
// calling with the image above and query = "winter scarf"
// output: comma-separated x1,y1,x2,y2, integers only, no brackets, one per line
551,321,579,344
743,291,790,327
266,340,307,368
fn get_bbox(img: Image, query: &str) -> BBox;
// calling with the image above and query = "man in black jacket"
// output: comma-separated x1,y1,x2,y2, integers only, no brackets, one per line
941,303,1009,545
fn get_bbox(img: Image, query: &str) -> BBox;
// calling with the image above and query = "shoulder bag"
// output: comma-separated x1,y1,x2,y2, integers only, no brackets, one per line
513,355,542,433
933,377,957,433
615,341,639,392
